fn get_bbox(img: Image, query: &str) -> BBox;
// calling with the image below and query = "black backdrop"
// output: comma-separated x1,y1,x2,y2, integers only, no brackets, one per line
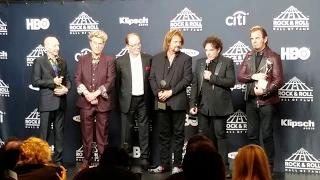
1,0,320,173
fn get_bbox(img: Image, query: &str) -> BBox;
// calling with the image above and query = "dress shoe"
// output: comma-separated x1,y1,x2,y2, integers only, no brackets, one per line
140,159,149,170
77,163,89,172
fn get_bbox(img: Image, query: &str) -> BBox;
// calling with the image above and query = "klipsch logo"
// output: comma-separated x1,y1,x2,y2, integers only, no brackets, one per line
281,119,315,130
225,11,249,26
227,110,247,133
26,44,47,66
273,6,309,31
70,12,99,35
223,41,251,65
285,148,320,173
278,77,313,102
0,79,9,97
0,18,8,35
119,17,148,26
170,7,202,31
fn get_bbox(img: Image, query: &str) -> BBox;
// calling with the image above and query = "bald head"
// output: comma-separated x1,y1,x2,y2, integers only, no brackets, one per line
44,36,60,58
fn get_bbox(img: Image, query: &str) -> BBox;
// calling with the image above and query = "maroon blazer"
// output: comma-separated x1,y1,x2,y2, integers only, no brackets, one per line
237,46,284,105
75,53,116,112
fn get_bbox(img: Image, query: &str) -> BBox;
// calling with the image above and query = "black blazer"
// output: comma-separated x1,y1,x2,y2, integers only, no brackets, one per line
31,55,71,112
115,53,153,113
149,51,192,111
189,55,235,116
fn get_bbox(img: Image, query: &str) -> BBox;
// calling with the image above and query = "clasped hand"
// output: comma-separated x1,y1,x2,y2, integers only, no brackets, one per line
203,70,212,80
158,90,172,101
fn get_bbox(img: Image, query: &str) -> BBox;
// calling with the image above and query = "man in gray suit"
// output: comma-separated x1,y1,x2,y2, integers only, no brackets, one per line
31,36,71,166
115,33,153,170
189,36,235,178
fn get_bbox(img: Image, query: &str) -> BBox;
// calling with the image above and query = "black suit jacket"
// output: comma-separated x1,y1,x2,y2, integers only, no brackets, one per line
149,51,192,111
190,55,235,116
115,53,153,113
31,55,71,112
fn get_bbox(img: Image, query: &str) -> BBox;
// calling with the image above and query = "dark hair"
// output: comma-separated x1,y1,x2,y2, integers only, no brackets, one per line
99,146,130,168
202,36,223,54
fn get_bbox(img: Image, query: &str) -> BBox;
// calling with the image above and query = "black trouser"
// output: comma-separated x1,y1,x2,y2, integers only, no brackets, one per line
121,95,149,160
198,113,229,170
157,107,185,168
246,99,276,171
40,108,64,163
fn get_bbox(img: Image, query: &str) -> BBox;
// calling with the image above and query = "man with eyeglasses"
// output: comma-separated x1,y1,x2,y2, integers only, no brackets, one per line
75,30,116,172
115,33,153,170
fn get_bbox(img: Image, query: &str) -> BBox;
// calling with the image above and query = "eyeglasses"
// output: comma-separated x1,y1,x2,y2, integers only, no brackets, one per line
128,42,141,48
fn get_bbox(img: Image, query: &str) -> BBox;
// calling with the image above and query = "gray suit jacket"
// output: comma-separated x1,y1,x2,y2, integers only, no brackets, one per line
31,55,71,112
189,55,235,116
115,53,153,113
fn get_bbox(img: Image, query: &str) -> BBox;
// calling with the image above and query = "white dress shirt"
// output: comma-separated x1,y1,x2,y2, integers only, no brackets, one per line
130,54,144,96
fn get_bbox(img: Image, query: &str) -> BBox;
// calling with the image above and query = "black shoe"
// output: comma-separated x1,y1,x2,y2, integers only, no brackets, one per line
141,159,149,170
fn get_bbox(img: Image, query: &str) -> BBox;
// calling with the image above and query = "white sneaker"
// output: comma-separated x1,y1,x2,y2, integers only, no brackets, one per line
172,167,183,174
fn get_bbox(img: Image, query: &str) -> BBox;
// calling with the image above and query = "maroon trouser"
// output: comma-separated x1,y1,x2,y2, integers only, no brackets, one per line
80,106,110,165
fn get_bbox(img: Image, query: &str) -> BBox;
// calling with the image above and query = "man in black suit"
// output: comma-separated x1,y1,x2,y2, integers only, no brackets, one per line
189,36,235,178
31,36,71,166
149,30,192,174
115,33,153,170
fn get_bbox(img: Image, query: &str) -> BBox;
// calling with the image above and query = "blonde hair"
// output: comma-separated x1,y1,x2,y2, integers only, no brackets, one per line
88,30,108,42
162,29,184,51
233,145,272,180
17,137,52,166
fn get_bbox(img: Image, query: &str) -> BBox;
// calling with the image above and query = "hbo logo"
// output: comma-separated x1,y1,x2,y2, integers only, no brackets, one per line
281,47,311,60
26,18,50,30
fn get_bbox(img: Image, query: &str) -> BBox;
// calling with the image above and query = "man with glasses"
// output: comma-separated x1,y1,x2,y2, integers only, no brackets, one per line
115,33,153,170
75,30,116,172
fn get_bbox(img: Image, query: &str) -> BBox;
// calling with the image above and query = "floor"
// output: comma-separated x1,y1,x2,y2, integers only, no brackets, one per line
65,163,320,180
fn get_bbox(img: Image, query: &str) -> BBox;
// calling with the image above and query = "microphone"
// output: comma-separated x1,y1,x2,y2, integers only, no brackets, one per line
160,80,167,91
205,59,210,70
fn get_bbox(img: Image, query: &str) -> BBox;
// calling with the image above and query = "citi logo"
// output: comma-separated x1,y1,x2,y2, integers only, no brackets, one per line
26,18,50,30
281,47,310,60
225,11,249,26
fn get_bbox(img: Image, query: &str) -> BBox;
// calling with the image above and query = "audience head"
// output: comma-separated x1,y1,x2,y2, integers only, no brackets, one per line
233,144,272,180
16,137,51,166
183,139,225,180
99,145,130,168
186,134,215,150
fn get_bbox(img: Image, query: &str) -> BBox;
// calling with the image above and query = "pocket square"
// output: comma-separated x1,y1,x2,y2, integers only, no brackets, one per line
145,66,150,71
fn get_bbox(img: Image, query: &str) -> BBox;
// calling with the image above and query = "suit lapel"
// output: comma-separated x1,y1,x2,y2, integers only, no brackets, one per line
125,53,133,87
257,57,267,73
249,53,256,73
44,55,56,77
199,59,205,92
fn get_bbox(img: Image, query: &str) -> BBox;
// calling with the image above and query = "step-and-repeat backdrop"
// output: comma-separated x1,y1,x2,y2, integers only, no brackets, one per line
1,0,320,173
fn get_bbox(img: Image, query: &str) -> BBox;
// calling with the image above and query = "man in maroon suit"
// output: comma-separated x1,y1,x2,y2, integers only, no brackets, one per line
75,30,116,172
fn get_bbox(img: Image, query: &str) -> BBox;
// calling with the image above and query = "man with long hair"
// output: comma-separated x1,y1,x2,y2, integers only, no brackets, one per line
149,29,192,174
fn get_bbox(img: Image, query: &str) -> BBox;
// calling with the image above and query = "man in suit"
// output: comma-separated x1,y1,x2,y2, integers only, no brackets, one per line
115,33,153,170
74,30,116,172
149,29,192,174
31,36,71,167
189,36,235,178
238,26,284,172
